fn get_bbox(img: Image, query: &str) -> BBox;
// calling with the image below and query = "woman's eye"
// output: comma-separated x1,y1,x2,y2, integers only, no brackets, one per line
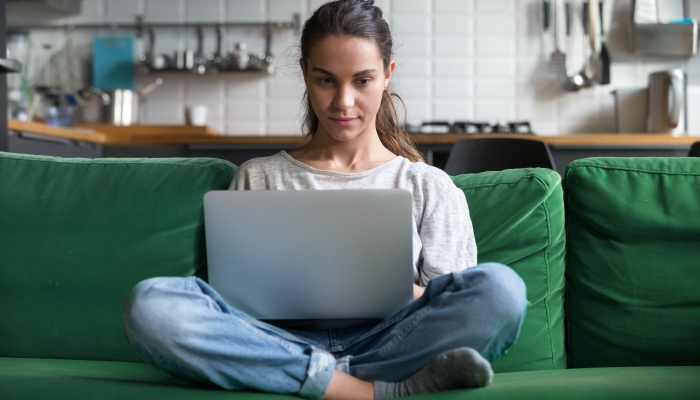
320,78,334,84
357,79,371,86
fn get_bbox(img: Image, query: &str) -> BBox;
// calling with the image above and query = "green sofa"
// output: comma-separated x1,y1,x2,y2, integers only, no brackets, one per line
1,151,698,399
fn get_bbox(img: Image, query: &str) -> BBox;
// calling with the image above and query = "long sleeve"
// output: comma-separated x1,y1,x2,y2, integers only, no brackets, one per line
416,177,477,286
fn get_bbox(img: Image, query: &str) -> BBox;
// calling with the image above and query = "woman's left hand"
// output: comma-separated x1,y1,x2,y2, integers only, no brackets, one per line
413,284,426,300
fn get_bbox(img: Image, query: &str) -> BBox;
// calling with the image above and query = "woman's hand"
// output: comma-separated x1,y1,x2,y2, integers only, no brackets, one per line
413,284,426,300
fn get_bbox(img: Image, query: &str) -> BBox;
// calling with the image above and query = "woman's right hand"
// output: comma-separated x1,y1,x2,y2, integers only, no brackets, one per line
413,284,426,300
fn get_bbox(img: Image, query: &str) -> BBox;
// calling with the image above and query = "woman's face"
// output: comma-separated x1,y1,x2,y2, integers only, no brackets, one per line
302,35,395,142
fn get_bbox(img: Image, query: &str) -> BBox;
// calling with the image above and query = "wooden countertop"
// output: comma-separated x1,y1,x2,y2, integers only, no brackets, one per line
8,120,700,147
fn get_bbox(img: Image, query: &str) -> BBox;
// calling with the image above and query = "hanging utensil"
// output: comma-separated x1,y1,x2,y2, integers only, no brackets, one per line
549,0,579,91
572,1,594,88
598,0,611,84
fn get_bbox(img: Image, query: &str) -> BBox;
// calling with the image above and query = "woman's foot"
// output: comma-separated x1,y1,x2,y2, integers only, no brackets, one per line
374,347,493,399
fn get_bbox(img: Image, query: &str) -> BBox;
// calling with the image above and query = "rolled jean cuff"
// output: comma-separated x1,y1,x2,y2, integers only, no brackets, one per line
297,348,336,400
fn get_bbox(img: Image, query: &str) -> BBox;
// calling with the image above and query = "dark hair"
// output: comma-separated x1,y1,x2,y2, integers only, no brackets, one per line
299,0,424,163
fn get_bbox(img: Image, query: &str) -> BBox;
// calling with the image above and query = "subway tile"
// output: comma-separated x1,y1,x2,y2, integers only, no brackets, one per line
557,119,605,134
433,100,473,120
267,0,304,17
475,0,514,14
395,58,430,78
475,16,515,35
226,121,266,135
475,58,516,77
475,79,515,99
144,101,185,124
402,99,431,121
105,0,143,23
434,57,473,78
65,0,104,23
186,0,224,22
433,16,472,35
433,79,471,98
395,36,430,57
392,0,429,15
268,99,302,119
434,37,473,56
434,0,472,15
516,99,557,120
267,120,303,135
140,75,184,102
476,37,515,56
530,120,558,135
227,0,266,21
392,16,430,35
226,75,267,100
395,78,430,98
557,94,600,119
267,76,305,99
184,75,225,103
145,0,184,22
227,100,266,119
474,100,515,120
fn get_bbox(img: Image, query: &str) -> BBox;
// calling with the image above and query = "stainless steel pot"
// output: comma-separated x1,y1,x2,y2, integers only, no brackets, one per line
81,78,163,126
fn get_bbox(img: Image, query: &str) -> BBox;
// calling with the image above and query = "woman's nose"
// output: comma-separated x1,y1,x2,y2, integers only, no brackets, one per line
333,85,355,110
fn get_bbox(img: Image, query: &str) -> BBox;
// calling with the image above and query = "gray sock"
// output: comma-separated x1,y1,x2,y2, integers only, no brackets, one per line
373,347,493,399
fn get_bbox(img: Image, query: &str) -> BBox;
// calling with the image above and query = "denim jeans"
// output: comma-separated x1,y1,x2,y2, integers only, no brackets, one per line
122,263,527,400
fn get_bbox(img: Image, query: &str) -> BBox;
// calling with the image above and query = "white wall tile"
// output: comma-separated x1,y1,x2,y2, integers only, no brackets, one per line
434,37,473,56
395,36,430,57
434,79,471,98
475,100,515,120
402,99,431,121
434,0,472,15
227,101,265,119
475,16,515,35
145,0,184,22
184,76,225,103
517,99,557,120
476,37,515,56
475,0,514,14
395,78,430,98
392,0,429,15
105,0,143,23
267,120,302,135
434,16,472,35
395,58,430,78
227,76,267,99
267,0,304,18
475,79,515,99
433,100,472,120
392,16,430,35
145,101,185,124
434,58,473,78
475,58,516,77
186,0,224,22
268,99,302,119
227,0,266,20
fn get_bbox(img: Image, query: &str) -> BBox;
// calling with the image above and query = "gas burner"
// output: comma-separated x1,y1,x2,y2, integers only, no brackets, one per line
406,121,533,134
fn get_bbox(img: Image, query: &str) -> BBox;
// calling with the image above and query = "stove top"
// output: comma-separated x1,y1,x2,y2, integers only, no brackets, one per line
406,121,533,134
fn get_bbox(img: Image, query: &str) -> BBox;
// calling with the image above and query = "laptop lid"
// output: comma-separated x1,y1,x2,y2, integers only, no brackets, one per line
203,189,414,320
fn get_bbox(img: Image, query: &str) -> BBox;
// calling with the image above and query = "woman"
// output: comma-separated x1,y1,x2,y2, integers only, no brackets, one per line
122,1,527,399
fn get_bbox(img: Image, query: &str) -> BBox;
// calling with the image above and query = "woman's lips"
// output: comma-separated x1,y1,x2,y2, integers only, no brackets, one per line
330,117,358,126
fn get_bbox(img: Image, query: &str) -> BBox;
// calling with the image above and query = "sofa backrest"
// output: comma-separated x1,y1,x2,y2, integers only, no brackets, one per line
0,152,236,362
564,157,700,368
452,168,567,373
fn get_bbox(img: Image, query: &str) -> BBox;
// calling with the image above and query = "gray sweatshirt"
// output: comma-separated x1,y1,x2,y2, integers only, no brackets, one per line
230,151,477,286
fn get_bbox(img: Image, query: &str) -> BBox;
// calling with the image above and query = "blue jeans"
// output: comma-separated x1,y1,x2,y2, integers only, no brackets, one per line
122,263,527,400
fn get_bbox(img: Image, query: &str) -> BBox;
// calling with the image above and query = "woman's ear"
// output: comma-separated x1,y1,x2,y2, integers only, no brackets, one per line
300,59,307,77
384,60,396,86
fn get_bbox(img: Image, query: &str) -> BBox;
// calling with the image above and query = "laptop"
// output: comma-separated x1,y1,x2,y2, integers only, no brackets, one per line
203,189,414,321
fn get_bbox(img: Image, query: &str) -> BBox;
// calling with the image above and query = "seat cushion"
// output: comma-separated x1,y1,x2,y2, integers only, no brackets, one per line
3,357,698,400
418,366,700,400
452,168,566,373
0,153,236,362
564,157,700,368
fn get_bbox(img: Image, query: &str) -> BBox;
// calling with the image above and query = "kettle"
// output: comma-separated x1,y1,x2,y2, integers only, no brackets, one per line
80,78,163,126
647,70,686,135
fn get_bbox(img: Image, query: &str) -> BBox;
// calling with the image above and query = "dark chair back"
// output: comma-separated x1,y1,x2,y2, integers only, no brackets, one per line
444,138,557,175
689,142,700,157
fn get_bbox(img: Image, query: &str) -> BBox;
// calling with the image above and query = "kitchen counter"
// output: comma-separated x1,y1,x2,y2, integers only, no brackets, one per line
8,120,700,146
7,120,699,172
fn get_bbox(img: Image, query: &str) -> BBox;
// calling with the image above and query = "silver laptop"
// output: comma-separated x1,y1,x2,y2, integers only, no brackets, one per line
203,189,414,320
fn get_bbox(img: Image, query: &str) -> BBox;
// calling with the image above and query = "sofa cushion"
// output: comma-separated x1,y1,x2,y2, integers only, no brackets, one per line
564,157,700,368
452,168,566,373
0,153,236,363
3,357,698,400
